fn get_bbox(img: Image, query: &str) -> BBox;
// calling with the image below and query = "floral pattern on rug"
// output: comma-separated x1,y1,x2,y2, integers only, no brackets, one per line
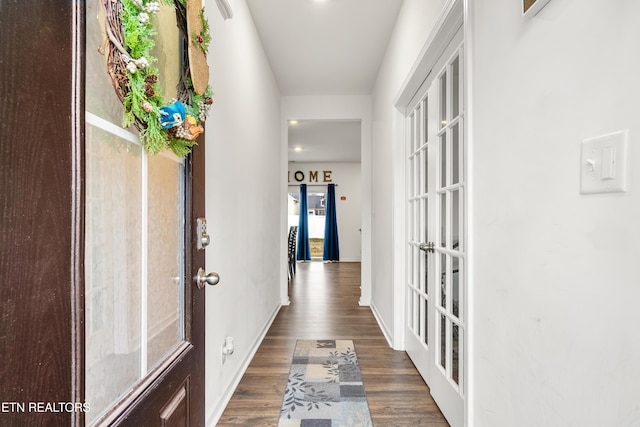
278,339,373,427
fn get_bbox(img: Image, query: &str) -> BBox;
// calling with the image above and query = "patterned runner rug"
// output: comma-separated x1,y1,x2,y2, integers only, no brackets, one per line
278,339,373,427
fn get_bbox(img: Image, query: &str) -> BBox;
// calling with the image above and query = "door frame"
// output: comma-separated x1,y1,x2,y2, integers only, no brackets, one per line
392,0,472,424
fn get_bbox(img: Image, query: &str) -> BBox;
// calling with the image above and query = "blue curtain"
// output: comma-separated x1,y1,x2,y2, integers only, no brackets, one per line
323,184,340,261
296,184,311,261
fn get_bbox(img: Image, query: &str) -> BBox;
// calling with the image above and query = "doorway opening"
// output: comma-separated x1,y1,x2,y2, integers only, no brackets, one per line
287,119,362,263
282,111,371,306
288,190,327,260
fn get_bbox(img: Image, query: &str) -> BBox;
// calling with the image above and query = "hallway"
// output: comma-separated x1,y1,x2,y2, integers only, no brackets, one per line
217,262,449,426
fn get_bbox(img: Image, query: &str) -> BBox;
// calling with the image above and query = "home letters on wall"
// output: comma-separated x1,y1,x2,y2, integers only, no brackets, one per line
288,170,333,183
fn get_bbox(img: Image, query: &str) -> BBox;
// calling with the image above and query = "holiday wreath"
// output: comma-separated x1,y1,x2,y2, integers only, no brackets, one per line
104,0,213,157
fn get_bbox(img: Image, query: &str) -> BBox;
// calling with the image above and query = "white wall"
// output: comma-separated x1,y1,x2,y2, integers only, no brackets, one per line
204,1,282,424
281,96,372,304
370,0,448,346
470,1,640,425
288,162,362,261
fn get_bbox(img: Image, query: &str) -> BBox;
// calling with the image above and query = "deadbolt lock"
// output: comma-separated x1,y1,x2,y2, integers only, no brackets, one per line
196,217,210,250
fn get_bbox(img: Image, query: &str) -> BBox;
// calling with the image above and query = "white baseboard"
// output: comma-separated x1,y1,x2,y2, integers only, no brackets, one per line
370,302,393,349
205,302,282,426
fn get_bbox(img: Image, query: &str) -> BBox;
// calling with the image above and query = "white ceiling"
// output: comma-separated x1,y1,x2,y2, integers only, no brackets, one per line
245,0,403,163
288,120,361,163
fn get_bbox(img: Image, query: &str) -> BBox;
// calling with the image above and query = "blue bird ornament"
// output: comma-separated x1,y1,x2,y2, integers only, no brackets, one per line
159,101,187,129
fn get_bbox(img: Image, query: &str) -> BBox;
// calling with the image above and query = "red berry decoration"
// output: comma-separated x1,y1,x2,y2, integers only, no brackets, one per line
197,35,203,44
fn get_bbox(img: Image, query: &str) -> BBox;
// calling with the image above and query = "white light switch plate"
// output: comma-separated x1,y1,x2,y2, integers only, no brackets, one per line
580,130,628,194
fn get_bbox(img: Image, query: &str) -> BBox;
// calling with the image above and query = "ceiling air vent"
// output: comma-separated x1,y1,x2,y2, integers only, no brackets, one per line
216,0,233,20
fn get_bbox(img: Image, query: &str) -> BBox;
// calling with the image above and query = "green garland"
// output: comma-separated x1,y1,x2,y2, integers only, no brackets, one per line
191,8,212,54
105,0,213,157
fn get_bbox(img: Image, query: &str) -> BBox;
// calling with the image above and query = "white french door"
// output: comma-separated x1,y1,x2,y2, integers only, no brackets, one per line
405,29,465,427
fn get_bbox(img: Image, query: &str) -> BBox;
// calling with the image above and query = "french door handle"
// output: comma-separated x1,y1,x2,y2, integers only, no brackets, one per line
419,242,435,253
196,268,220,289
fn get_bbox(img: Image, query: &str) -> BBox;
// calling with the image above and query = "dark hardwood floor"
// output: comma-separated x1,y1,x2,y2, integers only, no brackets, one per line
217,262,449,426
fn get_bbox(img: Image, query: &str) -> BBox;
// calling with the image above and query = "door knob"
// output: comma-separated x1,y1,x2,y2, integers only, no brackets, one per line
419,242,435,253
196,268,220,289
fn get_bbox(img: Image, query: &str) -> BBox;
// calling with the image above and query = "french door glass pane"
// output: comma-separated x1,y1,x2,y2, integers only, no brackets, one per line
419,250,424,289
410,113,415,153
417,199,422,244
452,324,460,384
410,291,417,332
407,291,413,331
409,199,415,241
416,200,421,243
414,106,420,152
416,293,420,336
452,56,460,118
409,243,414,286
452,124,460,185
416,152,423,195
424,198,429,248
440,193,447,247
415,248,420,290
415,292,424,337
422,98,429,145
440,134,447,187
452,256,460,318
440,253,447,308
418,197,424,247
452,190,460,250
440,314,447,370
439,73,447,128
424,145,429,192
423,299,429,345
419,252,426,294
409,157,416,197
424,244,429,295
421,200,428,295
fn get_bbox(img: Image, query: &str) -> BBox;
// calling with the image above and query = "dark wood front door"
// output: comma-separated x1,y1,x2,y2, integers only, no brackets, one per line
1,1,205,425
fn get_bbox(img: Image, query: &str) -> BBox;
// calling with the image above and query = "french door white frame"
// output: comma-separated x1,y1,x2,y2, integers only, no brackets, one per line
392,0,471,425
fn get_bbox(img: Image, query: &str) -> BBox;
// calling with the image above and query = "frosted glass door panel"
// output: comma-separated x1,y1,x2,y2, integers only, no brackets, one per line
147,153,185,368
85,124,143,424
